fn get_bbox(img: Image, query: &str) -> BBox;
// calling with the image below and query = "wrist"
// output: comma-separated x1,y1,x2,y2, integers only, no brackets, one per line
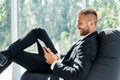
51,55,59,64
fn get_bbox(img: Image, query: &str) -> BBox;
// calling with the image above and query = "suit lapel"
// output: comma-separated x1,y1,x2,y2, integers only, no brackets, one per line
62,39,81,63
62,31,98,63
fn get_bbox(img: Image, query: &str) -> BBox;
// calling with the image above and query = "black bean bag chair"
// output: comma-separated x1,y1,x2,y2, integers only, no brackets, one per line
86,28,120,80
21,28,120,80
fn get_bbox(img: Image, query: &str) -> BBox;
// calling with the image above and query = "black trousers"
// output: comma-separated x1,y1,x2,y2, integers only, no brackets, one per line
4,28,57,73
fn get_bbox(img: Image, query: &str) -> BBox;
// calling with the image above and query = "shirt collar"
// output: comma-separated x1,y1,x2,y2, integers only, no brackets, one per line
80,31,98,40
80,34,89,40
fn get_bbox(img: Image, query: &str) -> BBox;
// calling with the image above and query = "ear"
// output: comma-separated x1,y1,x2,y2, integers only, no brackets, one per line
89,20,94,26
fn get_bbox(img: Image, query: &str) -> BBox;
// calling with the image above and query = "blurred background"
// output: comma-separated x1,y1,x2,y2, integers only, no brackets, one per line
0,0,120,80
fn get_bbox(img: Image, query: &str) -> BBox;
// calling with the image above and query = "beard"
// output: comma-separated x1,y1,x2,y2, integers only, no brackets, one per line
80,26,90,36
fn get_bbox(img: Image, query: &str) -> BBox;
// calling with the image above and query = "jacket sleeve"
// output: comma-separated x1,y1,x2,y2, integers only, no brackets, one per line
52,38,98,80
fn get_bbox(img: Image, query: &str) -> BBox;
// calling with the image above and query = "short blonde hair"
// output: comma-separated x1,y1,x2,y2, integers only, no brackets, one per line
77,8,97,24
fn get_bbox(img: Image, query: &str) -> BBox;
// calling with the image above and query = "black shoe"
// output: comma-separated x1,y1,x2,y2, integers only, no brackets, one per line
0,53,8,67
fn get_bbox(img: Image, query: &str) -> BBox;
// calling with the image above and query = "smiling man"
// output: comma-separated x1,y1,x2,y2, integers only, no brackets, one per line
43,8,98,80
0,8,98,80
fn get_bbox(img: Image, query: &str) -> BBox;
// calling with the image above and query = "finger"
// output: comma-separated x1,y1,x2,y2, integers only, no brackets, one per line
46,60,48,63
46,60,50,64
47,48,53,53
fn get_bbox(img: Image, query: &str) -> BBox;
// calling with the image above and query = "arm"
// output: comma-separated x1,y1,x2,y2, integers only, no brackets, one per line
44,38,97,80
53,39,97,80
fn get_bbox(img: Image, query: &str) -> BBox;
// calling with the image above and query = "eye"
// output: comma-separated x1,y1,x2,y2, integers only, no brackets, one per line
78,23,82,25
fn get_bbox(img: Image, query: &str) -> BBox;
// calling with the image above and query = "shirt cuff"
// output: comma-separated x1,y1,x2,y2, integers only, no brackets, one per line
51,54,62,70
50,58,63,70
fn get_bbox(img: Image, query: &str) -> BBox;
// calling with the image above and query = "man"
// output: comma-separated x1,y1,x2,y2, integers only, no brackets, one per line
0,8,98,80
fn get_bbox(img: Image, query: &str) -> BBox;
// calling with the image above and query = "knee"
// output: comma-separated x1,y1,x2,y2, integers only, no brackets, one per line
37,28,46,33
31,28,46,35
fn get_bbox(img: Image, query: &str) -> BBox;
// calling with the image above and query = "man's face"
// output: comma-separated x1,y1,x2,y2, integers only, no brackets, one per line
76,14,90,36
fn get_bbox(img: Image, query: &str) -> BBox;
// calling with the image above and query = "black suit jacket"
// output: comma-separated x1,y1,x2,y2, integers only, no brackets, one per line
52,31,98,80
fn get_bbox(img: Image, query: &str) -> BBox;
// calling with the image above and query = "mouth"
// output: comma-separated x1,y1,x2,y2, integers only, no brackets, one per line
78,28,82,32
78,29,82,34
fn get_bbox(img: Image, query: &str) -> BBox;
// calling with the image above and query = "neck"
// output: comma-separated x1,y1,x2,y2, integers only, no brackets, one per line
89,26,96,35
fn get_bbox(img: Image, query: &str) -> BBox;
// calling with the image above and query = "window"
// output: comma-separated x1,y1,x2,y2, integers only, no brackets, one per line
0,0,12,80
0,0,11,49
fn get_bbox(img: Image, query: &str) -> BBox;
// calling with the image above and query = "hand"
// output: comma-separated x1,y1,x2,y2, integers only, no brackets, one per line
43,47,59,64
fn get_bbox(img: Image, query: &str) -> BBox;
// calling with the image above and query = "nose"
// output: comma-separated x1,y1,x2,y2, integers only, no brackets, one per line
76,23,80,29
76,22,78,28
